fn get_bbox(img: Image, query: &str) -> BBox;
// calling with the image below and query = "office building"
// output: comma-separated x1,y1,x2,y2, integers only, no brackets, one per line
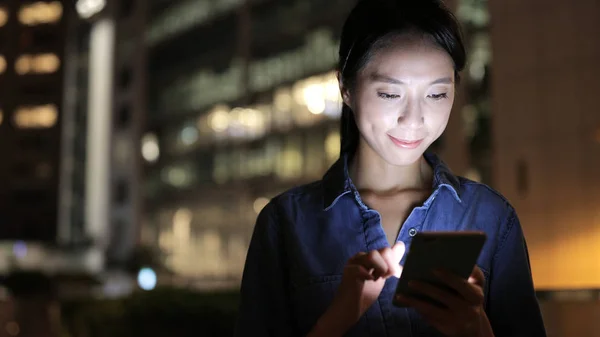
0,0,146,294
0,0,66,243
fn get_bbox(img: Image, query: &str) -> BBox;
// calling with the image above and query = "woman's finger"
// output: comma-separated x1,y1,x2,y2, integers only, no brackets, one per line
433,269,484,305
355,250,389,279
378,247,400,278
409,281,464,309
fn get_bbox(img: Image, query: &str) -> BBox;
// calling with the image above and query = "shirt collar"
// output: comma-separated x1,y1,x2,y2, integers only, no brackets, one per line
322,151,462,210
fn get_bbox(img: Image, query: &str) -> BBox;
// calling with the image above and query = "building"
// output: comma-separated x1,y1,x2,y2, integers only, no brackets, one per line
0,0,146,297
142,0,491,288
0,0,66,243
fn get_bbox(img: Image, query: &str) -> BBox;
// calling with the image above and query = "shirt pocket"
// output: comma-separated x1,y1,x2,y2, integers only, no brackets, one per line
290,275,342,335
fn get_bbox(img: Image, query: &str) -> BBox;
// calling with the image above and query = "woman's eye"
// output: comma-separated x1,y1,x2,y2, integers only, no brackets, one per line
428,93,448,100
378,92,400,100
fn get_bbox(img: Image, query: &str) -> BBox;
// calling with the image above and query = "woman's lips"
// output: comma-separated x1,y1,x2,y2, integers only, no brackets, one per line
388,135,424,149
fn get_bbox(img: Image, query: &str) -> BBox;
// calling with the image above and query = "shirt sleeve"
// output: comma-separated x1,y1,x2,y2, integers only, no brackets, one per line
234,201,296,336
486,208,547,337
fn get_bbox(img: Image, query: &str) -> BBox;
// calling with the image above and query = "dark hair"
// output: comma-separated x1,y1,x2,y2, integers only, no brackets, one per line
338,0,466,155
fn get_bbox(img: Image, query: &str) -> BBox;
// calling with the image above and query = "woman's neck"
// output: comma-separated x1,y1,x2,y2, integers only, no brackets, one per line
349,142,432,195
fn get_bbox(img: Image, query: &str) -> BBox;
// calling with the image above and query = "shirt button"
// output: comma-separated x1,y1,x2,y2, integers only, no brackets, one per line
408,228,418,237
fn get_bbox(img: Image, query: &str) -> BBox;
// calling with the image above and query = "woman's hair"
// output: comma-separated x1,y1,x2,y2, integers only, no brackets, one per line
338,0,466,155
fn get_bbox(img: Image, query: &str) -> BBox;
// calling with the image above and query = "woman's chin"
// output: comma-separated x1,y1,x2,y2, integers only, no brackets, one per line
382,148,426,167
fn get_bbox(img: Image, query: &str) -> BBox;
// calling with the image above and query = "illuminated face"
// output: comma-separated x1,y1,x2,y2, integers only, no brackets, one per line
343,34,456,166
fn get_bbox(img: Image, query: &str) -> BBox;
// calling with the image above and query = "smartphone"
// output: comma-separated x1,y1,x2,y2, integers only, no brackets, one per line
393,231,487,307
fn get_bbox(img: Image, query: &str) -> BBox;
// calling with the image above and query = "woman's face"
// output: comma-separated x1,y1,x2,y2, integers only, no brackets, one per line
343,34,456,166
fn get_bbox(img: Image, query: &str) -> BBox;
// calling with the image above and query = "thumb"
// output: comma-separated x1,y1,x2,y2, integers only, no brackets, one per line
390,242,405,277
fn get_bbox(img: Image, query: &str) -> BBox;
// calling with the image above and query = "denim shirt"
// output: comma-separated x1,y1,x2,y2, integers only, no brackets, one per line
235,152,547,337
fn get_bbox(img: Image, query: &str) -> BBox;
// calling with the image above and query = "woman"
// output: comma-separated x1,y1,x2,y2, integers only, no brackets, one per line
235,0,547,336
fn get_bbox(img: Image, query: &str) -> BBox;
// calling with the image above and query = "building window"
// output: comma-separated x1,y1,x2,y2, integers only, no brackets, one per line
13,104,59,129
0,7,8,28
0,55,6,74
15,53,61,75
18,1,63,26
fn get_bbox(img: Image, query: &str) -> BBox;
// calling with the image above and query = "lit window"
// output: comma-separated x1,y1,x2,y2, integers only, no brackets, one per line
0,7,8,27
0,109,3,125
0,55,6,74
18,1,63,26
141,133,160,162
15,53,61,75
13,104,58,129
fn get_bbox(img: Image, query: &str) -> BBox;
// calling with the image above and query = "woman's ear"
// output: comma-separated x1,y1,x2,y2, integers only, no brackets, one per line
337,72,353,109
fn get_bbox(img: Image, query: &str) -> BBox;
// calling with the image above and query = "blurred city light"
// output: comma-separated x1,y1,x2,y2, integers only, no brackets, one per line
141,133,160,163
0,55,6,74
207,105,230,132
15,53,61,75
180,125,199,145
137,267,157,291
0,7,8,27
18,1,62,25
76,0,106,19
13,241,27,259
253,197,269,214
13,104,58,129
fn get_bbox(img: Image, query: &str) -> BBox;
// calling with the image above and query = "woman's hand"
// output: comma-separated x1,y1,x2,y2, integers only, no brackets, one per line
309,242,405,337
395,266,494,337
